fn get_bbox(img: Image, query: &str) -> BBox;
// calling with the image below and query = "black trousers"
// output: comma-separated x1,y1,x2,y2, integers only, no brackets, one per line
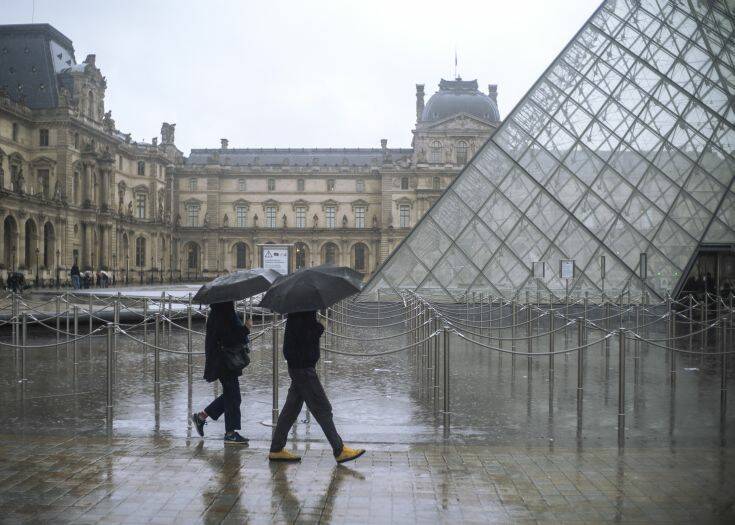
270,367,343,455
205,376,241,433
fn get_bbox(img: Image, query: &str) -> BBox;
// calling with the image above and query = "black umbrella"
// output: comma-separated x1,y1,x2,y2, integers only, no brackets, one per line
193,268,281,304
259,264,363,314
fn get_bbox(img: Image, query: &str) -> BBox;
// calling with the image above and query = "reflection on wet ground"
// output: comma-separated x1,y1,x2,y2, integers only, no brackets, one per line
0,300,733,523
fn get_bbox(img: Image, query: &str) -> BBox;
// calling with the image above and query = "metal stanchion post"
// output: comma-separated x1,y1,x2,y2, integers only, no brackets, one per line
65,294,70,352
106,323,114,413
73,305,79,365
20,313,27,383
688,295,693,353
272,322,279,426
443,327,450,429
187,296,193,370
548,308,555,379
668,295,675,385
154,313,160,384
88,293,93,352
577,318,584,407
433,317,439,408
511,298,517,371
143,298,148,344
618,329,626,447
55,295,61,350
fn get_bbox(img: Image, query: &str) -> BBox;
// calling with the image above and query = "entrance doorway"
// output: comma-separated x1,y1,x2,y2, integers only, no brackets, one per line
678,246,735,299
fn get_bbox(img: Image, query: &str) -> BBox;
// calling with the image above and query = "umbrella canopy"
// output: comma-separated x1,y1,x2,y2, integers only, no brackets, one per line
193,268,281,304
259,264,363,314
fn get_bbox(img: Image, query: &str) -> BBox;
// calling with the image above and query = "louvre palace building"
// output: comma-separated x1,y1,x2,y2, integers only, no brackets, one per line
0,23,501,284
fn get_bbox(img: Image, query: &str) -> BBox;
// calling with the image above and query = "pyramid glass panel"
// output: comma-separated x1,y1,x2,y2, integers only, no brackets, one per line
363,0,735,301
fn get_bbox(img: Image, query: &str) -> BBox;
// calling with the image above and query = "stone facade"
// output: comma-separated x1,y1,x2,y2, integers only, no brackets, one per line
0,24,500,283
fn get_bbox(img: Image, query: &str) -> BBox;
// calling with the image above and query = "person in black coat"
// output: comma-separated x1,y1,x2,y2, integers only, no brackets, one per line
268,310,365,464
191,301,251,444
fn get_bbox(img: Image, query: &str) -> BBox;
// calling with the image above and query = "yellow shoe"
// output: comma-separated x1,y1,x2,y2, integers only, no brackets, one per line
268,449,301,462
335,445,365,464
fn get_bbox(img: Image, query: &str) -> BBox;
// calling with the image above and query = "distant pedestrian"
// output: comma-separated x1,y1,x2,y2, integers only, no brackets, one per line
191,301,252,444
268,310,365,464
70,262,81,289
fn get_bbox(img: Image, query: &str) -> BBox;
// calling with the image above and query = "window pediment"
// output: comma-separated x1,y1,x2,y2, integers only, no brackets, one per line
184,197,202,207
30,156,56,167
291,199,310,211
232,199,250,210
133,184,149,195
261,199,280,211
321,199,339,211
395,197,413,209
351,199,369,211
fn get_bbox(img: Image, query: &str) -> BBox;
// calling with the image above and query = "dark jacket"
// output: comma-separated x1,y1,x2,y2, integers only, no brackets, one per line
203,302,250,382
70,264,80,277
282,311,324,369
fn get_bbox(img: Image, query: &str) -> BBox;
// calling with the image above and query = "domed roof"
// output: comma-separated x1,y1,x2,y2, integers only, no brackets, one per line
421,78,499,123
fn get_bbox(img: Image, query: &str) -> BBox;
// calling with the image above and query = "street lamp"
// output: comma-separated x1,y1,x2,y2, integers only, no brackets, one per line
179,257,183,282
55,249,60,288
112,254,117,286
139,261,143,285
35,247,39,287
125,254,130,285
149,256,154,285
160,257,163,283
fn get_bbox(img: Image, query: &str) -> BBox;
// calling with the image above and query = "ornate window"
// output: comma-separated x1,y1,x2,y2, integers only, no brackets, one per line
297,178,305,192
137,161,145,176
399,204,410,228
188,178,197,191
456,140,468,164
355,206,365,229
354,243,367,272
433,176,441,190
235,243,247,268
430,141,442,163
267,177,276,191
401,177,409,190
295,207,306,228
236,205,247,228
12,123,18,142
238,178,246,191
186,203,200,226
356,179,365,193
37,169,50,198
294,242,307,269
266,206,277,228
135,237,146,267
136,194,146,219
39,128,49,147
327,179,335,192
187,243,199,270
326,206,336,228
324,243,337,265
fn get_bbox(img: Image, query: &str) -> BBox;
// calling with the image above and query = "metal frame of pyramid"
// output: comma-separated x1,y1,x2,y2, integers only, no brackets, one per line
364,0,735,302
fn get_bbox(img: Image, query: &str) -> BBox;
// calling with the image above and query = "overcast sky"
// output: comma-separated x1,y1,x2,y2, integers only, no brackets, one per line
3,0,598,154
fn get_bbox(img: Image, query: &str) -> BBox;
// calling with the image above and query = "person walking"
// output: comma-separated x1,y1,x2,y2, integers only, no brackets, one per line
268,310,365,463
191,301,251,444
70,262,81,289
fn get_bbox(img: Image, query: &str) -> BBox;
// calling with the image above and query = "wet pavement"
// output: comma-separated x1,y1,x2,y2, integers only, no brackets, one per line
1,299,734,523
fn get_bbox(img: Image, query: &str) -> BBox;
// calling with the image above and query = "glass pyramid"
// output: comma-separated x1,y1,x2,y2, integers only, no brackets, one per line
365,0,735,302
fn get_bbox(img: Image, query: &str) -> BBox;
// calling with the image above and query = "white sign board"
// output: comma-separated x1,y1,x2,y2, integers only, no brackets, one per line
560,259,575,280
262,248,288,275
532,261,545,279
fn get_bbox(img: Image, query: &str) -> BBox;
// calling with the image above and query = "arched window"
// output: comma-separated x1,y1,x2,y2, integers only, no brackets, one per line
430,141,442,163
353,243,367,273
456,140,468,164
43,222,55,268
87,90,94,119
186,242,199,270
24,219,37,269
235,243,247,269
135,237,146,267
323,243,337,265
137,161,145,176
294,242,308,270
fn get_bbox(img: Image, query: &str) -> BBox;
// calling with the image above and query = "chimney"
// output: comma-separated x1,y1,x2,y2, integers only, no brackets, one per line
488,84,498,103
152,137,158,146
220,138,229,150
415,84,425,121
380,138,387,151
84,54,96,67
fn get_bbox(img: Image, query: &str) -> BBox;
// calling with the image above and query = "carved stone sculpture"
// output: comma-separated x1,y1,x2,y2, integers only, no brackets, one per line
253,214,258,228
161,122,176,145
282,214,287,228
223,214,229,227
313,214,319,229
127,201,133,217
372,214,378,228
342,214,348,228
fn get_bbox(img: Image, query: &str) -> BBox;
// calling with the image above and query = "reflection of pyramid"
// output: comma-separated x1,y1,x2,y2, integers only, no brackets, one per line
365,0,735,302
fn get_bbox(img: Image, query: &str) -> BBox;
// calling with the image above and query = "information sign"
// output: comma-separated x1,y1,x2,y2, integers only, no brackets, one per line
262,247,289,275
560,259,575,280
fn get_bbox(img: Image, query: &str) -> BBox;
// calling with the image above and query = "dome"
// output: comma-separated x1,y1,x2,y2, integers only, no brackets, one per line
421,78,499,123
